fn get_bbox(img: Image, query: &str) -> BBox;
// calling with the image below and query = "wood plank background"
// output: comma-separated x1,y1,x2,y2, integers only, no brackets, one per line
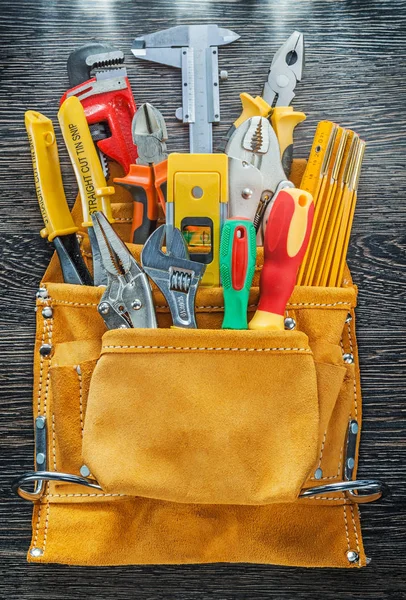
1,0,405,597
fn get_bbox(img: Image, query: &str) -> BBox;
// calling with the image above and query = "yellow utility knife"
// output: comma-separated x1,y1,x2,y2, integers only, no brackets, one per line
230,31,305,177
25,110,93,285
58,95,115,286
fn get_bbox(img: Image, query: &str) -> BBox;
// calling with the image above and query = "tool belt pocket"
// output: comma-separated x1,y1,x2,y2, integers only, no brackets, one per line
82,326,322,505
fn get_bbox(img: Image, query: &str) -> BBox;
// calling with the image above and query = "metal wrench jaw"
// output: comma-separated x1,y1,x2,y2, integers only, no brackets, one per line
262,31,304,107
132,103,168,165
67,42,125,88
141,226,206,328
132,24,240,52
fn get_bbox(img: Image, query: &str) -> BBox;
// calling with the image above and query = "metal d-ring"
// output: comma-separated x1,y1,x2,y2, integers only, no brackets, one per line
300,479,390,503
12,471,103,502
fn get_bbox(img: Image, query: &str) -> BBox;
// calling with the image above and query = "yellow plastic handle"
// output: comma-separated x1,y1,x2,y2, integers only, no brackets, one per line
58,96,114,227
271,106,306,173
25,111,78,242
233,93,272,128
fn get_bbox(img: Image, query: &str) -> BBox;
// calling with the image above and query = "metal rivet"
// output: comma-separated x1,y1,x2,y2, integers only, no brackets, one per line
351,422,359,434
36,288,48,299
284,317,296,330
36,452,45,465
41,307,53,319
35,416,46,430
99,302,110,315
241,188,253,199
314,468,323,480
39,344,52,357
131,299,142,310
343,353,354,364
345,313,352,323
30,547,44,558
80,465,90,477
347,457,355,470
346,550,359,563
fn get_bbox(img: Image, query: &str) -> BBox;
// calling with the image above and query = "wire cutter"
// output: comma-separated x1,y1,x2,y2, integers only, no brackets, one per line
114,103,168,244
230,31,305,176
226,115,295,243
91,211,157,329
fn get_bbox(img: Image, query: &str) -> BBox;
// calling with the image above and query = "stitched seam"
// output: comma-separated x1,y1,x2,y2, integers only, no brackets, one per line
32,503,42,549
102,344,312,353
46,493,127,498
337,445,343,476
316,431,327,469
42,317,53,415
41,502,50,554
51,414,57,471
304,496,346,501
39,298,98,307
38,298,352,310
350,504,361,562
347,320,358,419
343,504,351,551
33,296,52,547
36,317,46,416
76,366,84,436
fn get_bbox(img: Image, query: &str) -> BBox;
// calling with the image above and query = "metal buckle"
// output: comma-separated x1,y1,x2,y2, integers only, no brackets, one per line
12,471,102,502
300,418,390,504
300,479,390,503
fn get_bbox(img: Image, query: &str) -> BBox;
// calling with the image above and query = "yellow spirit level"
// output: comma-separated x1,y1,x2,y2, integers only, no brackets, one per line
166,153,228,286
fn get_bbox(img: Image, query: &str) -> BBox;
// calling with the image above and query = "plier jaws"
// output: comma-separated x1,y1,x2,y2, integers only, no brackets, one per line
263,31,304,107
91,212,157,329
132,102,168,166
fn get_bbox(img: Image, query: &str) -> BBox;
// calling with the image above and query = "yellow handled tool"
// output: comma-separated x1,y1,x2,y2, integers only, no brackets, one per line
25,111,78,242
229,32,306,177
58,95,115,286
58,95,114,228
25,110,93,285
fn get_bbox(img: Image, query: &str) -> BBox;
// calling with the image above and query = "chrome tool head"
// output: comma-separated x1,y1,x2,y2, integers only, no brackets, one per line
67,42,125,88
133,103,168,166
226,117,294,241
262,31,304,107
91,212,157,329
141,225,206,328
131,24,240,153
132,24,240,54
226,116,287,196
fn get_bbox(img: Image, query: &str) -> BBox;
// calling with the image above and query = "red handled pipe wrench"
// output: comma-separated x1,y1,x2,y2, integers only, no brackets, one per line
60,42,138,178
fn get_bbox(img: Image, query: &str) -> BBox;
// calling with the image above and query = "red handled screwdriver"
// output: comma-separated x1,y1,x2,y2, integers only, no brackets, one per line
249,188,314,330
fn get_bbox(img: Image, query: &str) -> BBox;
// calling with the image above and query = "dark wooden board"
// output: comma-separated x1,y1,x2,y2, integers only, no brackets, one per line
1,0,405,597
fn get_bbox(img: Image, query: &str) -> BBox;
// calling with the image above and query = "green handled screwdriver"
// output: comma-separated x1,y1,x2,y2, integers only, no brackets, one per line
220,218,257,329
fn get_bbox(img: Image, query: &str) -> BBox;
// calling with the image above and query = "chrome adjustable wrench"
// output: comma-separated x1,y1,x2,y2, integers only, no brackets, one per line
141,225,206,328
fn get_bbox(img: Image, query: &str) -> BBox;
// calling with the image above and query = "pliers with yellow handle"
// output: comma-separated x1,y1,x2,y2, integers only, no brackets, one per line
230,31,305,178
25,111,93,286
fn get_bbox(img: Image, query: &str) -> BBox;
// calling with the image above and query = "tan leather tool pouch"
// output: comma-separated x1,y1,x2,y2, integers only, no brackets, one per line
25,161,374,567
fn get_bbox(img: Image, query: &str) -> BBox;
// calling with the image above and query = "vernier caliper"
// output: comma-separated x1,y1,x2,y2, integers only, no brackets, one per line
132,24,240,154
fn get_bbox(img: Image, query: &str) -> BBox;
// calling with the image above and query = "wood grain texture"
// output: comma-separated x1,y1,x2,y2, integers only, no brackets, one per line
1,0,405,597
